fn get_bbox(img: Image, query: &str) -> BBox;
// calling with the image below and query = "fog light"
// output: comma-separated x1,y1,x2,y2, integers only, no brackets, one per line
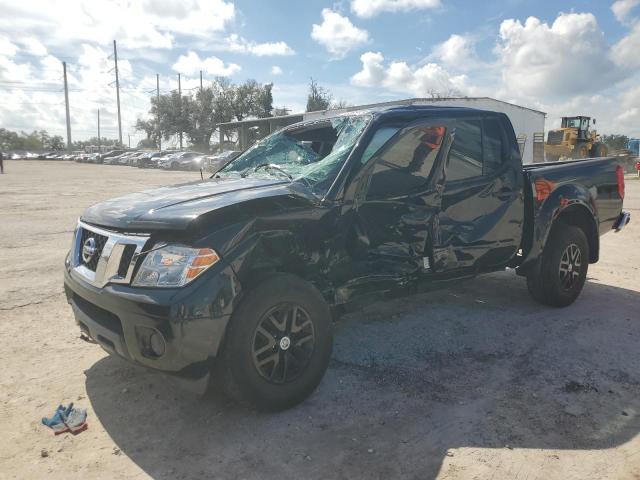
149,331,166,357
136,326,166,358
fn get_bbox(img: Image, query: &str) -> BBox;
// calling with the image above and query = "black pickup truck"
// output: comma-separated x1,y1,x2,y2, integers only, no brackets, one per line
64,106,630,410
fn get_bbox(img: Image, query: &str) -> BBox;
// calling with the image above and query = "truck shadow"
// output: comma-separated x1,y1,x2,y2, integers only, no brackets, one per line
85,271,640,479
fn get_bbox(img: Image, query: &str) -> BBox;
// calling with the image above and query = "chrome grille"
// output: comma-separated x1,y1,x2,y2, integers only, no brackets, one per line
117,244,137,277
78,228,108,271
71,221,150,288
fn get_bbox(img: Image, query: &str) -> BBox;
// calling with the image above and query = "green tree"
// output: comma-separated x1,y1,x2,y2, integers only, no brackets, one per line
137,138,158,149
135,78,275,152
601,134,629,152
254,83,274,118
306,78,332,112
0,128,20,150
72,137,119,150
134,118,160,149
47,135,65,151
185,87,218,151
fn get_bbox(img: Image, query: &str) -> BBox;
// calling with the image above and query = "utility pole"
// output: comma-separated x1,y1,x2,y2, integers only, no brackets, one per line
128,134,131,148
97,109,101,151
178,73,183,150
200,70,203,92
156,73,161,152
113,40,123,146
62,61,72,151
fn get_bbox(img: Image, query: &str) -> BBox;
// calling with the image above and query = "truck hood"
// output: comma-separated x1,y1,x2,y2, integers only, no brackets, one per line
81,177,301,231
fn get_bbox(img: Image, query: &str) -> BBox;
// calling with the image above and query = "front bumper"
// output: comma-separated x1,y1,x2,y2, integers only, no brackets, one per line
64,260,241,379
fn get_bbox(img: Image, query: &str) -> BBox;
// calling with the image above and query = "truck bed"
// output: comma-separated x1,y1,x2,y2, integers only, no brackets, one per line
519,156,625,270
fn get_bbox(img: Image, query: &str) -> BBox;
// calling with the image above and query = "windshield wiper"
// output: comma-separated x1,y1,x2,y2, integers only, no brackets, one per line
243,163,293,180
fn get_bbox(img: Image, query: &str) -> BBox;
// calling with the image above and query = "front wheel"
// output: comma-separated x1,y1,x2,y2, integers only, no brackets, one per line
591,142,607,158
527,224,589,307
572,144,590,159
215,274,333,411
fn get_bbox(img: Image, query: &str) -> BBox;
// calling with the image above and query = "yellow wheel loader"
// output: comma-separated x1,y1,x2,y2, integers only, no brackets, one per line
544,116,608,162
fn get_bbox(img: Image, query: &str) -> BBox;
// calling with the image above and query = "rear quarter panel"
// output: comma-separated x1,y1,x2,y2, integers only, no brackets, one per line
520,157,623,269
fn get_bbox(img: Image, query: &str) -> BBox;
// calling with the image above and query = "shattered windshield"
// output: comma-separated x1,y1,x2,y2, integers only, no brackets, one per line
217,114,371,195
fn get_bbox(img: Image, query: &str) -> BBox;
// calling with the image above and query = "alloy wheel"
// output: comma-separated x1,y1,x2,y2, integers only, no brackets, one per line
251,303,315,384
559,243,582,290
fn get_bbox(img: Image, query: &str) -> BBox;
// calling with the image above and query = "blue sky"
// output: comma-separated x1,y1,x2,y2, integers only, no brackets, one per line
1,0,640,144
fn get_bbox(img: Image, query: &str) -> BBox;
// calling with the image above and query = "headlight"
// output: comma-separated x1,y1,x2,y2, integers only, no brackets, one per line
132,244,220,288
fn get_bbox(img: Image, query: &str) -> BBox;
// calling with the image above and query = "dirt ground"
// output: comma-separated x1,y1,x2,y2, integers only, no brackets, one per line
1,160,639,480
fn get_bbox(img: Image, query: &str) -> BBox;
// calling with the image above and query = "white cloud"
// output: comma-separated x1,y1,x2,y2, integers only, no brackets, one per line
220,34,295,56
612,0,640,23
271,66,283,75
0,42,151,141
18,37,47,56
311,9,369,59
0,0,236,51
351,51,468,96
612,22,640,68
0,36,18,57
496,13,619,98
172,51,240,77
351,0,440,18
431,34,477,69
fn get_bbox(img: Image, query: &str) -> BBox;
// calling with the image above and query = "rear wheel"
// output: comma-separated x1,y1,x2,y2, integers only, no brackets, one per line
527,224,589,307
216,273,333,411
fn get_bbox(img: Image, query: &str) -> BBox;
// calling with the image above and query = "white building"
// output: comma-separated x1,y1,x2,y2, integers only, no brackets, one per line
219,97,546,164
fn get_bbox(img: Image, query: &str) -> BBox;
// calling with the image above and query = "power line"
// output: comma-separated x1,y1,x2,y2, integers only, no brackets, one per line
0,85,64,92
11,52,76,61
0,80,61,86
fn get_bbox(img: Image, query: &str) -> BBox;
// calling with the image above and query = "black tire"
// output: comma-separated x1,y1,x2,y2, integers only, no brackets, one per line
572,143,590,159
527,224,589,307
591,142,607,158
216,273,333,411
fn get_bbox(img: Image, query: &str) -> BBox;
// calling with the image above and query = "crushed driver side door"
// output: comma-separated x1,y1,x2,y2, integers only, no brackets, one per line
338,118,453,302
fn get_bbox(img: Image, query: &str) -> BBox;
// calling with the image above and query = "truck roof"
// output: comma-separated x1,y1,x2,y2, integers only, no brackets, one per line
313,104,503,122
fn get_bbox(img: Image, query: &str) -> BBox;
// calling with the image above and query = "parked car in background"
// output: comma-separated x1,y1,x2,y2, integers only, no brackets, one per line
128,152,150,167
72,151,87,162
137,151,161,168
204,150,242,173
115,152,137,165
97,150,126,164
158,151,203,170
138,151,178,168
103,152,126,165
104,151,138,165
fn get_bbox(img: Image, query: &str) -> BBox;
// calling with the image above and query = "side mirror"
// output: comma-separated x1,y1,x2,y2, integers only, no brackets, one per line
593,119,596,125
